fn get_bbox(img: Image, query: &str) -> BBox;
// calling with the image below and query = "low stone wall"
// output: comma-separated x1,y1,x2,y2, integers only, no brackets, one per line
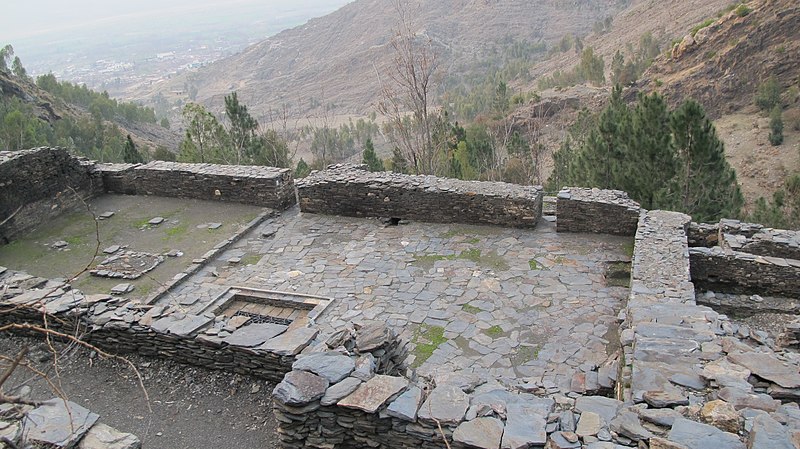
0,148,103,244
689,246,800,297
296,165,543,228
96,161,296,210
556,188,641,236
0,269,321,383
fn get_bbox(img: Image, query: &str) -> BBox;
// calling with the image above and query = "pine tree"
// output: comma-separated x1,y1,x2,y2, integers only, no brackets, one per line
123,134,144,164
362,138,384,172
662,100,743,221
570,85,629,188
769,105,784,146
625,92,676,209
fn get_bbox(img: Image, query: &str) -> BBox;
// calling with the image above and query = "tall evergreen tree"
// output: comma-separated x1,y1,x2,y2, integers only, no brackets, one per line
362,138,384,172
294,158,311,178
224,92,258,165
661,100,743,221
122,134,144,164
625,92,676,209
570,85,629,188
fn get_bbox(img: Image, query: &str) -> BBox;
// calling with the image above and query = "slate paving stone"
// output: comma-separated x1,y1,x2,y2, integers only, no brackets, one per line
386,385,423,422
747,414,795,449
418,385,470,426
320,377,362,407
668,417,745,449
293,352,356,383
453,417,504,449
272,371,329,406
728,352,800,389
22,400,99,448
338,375,408,413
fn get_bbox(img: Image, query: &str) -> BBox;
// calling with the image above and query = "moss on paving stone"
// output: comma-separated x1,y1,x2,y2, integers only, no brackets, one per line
461,304,482,314
411,325,447,368
511,344,540,365
164,223,188,239
484,325,504,338
240,254,263,266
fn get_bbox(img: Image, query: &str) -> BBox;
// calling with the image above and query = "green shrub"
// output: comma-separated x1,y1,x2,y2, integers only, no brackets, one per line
755,76,781,111
691,19,716,37
735,4,751,17
769,106,784,146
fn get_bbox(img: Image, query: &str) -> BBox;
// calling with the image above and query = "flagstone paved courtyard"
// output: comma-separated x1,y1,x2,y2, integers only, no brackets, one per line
159,208,632,390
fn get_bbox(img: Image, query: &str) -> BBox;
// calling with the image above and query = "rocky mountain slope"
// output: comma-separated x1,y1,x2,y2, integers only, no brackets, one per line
144,0,631,121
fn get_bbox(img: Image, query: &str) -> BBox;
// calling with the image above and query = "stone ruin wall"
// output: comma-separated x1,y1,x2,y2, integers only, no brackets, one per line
0,148,103,243
296,165,543,228
4,151,800,448
97,160,297,210
555,188,641,236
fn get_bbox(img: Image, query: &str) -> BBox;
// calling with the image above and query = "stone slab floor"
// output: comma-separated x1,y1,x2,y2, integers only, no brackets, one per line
159,207,632,390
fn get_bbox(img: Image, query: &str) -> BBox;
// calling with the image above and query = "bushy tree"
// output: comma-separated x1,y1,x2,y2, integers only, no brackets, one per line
769,105,784,146
153,146,176,161
755,76,781,111
362,138,384,172
179,103,227,163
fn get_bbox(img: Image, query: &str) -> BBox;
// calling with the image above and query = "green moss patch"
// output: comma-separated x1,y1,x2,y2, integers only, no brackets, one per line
411,325,447,368
484,325,504,338
462,304,482,314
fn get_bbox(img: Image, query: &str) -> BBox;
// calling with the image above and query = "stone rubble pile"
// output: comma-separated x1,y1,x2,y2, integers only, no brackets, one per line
556,188,641,236
89,250,165,280
296,164,543,228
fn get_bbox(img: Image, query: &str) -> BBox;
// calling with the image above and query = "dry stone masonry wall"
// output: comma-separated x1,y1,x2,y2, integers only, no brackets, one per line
556,187,641,236
296,165,543,228
0,148,103,243
689,246,800,297
97,160,296,210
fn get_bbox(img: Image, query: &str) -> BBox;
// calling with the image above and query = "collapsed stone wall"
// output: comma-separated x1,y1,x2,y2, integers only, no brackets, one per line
718,220,800,261
96,161,297,210
0,148,103,244
556,188,641,236
296,165,543,228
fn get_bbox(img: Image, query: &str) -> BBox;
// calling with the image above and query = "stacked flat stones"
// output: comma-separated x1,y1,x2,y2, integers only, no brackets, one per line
96,160,296,210
556,188,641,236
296,164,543,228
0,148,102,242
689,247,800,297
0,267,319,383
718,219,800,261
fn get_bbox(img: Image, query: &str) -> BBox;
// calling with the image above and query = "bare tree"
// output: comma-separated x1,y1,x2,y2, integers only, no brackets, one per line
377,0,440,175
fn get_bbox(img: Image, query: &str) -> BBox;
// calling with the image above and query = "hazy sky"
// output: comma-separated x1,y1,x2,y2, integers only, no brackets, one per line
2,0,350,42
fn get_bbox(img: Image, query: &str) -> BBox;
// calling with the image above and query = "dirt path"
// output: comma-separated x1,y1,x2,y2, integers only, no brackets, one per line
0,335,279,449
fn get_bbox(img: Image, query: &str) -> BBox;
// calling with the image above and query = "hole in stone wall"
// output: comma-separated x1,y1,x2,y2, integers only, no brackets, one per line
604,261,631,288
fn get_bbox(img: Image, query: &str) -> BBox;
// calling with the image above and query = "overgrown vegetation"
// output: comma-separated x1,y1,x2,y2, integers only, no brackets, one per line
610,32,662,86
178,93,290,167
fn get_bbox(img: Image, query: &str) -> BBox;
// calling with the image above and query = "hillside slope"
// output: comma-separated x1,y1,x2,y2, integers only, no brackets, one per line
144,0,630,120
0,71,181,153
